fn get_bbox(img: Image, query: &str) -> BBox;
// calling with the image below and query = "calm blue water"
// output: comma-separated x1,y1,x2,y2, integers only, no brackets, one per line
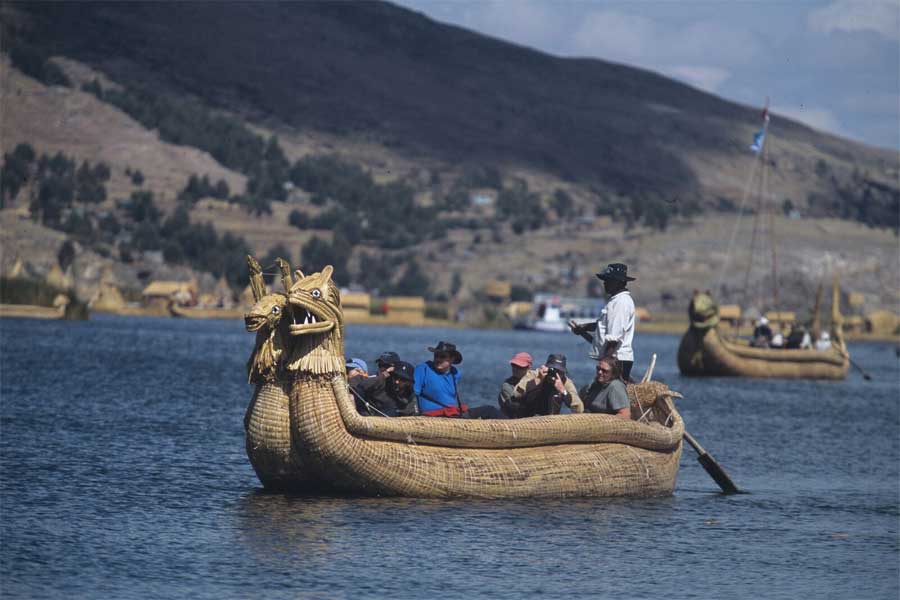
1,315,897,599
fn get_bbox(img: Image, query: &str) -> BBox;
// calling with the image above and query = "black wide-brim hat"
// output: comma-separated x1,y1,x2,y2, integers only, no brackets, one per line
596,263,636,282
391,361,415,382
545,353,568,373
427,341,462,364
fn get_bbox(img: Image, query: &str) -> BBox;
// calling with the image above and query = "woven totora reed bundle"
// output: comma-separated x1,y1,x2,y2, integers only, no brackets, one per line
244,258,685,497
678,291,849,380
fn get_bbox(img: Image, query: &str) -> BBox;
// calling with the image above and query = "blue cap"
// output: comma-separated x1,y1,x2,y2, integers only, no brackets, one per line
346,357,368,373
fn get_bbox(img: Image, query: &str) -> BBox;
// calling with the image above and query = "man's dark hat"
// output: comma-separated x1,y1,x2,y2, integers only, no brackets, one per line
390,361,415,382
376,351,400,367
427,341,462,364
545,353,568,374
596,263,636,282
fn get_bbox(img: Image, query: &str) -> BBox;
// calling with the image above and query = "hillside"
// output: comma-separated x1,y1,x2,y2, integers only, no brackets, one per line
0,1,897,321
5,1,896,200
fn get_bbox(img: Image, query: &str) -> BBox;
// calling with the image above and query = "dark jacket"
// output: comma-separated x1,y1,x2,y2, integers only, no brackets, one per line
351,373,419,417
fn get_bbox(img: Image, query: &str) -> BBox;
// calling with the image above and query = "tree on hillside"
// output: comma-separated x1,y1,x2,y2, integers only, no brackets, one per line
300,235,350,286
390,259,430,297
1,143,36,205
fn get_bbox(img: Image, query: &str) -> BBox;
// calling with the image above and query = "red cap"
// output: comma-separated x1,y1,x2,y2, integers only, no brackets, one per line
509,352,533,368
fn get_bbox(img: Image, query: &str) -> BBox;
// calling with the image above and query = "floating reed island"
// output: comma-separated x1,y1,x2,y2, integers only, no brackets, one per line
242,256,687,499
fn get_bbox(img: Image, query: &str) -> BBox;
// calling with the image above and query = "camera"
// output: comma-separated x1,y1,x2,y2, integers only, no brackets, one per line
545,367,566,383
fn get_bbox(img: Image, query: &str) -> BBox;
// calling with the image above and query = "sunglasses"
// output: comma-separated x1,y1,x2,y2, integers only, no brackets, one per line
435,353,453,360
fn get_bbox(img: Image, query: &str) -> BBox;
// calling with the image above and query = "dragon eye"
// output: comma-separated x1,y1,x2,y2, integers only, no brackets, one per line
311,289,322,299
272,306,280,314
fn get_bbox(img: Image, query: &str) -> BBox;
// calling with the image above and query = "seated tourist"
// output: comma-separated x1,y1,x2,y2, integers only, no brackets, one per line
354,361,419,417
579,356,631,420
815,331,832,351
412,341,503,419
346,357,369,379
375,351,401,376
414,341,466,417
785,324,808,349
751,317,773,347
510,354,584,418
498,352,533,418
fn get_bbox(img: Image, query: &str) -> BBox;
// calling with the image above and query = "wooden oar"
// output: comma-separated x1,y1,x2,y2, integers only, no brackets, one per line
640,355,740,494
682,430,741,494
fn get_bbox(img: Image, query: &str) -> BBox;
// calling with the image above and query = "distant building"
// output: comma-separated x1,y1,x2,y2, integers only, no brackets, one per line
142,280,197,314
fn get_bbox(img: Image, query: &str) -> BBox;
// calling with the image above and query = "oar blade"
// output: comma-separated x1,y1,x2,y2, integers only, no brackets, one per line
697,453,740,495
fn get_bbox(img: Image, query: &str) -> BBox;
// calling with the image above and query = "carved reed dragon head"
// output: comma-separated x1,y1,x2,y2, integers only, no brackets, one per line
285,265,345,377
244,292,290,383
688,290,720,330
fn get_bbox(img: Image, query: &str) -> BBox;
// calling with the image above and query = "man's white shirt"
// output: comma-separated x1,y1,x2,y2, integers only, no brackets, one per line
592,290,635,361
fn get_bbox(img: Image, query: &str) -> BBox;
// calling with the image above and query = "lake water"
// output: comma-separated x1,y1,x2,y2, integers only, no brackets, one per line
1,315,897,599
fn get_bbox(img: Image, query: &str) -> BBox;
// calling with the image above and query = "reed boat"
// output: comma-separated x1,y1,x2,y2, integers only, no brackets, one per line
0,294,87,320
243,260,684,498
677,102,850,381
678,290,849,380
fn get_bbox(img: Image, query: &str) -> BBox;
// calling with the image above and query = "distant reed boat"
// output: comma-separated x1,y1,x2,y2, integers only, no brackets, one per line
677,101,850,381
242,259,685,498
678,288,849,380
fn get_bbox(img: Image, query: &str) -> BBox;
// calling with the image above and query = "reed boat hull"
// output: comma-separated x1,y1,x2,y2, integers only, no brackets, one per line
244,382,329,492
287,376,684,499
677,326,849,380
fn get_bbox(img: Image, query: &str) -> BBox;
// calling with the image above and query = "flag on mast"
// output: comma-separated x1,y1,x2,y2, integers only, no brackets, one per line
750,129,765,153
750,97,770,153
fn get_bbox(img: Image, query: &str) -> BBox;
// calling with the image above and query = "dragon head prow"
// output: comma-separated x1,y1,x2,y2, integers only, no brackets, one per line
284,265,345,376
245,292,288,333
288,265,341,336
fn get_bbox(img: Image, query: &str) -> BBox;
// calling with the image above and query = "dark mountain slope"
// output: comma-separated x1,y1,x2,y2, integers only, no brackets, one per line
8,1,806,197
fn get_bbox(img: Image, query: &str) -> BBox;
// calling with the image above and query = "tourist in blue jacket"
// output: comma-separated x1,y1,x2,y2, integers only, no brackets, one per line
414,341,503,419
414,341,466,417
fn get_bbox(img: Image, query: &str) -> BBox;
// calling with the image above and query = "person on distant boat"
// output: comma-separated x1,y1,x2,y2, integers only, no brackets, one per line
498,351,533,418
353,360,419,417
375,351,401,376
815,331,832,352
510,354,584,417
579,356,631,420
569,263,636,381
414,341,501,418
785,324,810,349
751,317,773,347
770,331,785,348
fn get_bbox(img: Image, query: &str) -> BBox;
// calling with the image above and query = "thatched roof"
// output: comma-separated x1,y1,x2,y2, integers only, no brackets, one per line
719,305,741,320
765,310,796,324
90,281,126,311
46,264,72,290
7,257,24,279
342,291,371,309
386,296,425,311
142,281,195,298
484,280,511,299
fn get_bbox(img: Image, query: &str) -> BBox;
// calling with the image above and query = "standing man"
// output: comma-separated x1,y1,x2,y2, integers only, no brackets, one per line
569,263,636,381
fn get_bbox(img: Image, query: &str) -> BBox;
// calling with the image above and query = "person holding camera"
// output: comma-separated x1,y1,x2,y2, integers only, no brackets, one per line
510,354,584,418
352,360,419,417
569,263,636,381
579,355,631,420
